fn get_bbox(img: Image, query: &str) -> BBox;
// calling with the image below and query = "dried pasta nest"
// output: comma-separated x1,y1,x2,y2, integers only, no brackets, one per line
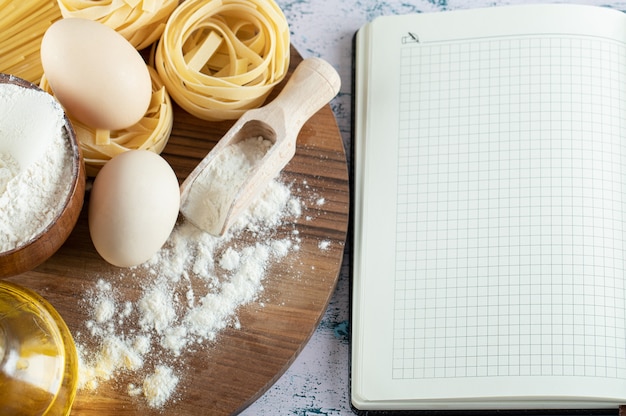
154,0,290,121
41,66,174,177
56,0,179,50
0,0,62,83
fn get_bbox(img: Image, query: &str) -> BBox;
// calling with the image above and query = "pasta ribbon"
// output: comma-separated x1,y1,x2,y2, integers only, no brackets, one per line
0,0,62,83
154,0,290,121
56,0,178,50
41,67,174,176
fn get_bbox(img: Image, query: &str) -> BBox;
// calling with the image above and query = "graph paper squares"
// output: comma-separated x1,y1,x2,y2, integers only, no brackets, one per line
393,35,626,379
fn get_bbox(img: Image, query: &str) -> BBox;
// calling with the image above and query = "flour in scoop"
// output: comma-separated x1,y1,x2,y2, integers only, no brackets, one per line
182,136,272,234
76,148,305,408
0,83,72,252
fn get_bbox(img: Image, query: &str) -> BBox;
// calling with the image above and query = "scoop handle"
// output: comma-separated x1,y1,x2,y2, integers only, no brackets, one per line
264,57,341,138
215,58,340,235
181,58,341,236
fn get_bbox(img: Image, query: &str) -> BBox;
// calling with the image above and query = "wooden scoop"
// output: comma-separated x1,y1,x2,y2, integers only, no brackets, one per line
179,57,341,236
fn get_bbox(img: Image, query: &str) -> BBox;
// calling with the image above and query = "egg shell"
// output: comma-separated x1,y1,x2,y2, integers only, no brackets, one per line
88,150,180,267
40,18,152,131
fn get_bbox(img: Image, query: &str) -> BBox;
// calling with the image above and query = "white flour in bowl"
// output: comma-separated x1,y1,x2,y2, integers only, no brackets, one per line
0,83,72,252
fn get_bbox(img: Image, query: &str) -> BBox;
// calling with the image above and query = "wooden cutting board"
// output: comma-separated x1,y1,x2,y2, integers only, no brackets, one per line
5,47,350,415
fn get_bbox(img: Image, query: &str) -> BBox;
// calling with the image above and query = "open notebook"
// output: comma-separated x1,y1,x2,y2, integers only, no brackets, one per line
352,3,626,413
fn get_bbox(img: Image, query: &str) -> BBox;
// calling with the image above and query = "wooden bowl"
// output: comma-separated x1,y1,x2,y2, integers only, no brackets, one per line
0,74,86,278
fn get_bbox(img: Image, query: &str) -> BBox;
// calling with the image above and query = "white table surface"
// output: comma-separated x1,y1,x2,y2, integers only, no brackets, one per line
242,0,626,414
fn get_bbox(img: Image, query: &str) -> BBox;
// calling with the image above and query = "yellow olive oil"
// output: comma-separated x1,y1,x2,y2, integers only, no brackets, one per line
0,281,77,415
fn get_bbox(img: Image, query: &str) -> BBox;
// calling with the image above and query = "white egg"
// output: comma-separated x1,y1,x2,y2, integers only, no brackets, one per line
40,18,151,131
88,150,180,267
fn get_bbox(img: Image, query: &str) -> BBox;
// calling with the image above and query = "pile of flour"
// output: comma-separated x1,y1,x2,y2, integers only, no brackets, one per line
0,83,73,252
76,139,304,408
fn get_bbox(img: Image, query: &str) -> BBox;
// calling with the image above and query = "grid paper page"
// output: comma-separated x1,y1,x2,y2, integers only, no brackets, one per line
393,35,626,380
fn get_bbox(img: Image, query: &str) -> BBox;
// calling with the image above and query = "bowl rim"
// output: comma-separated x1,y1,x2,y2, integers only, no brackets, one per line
0,73,83,257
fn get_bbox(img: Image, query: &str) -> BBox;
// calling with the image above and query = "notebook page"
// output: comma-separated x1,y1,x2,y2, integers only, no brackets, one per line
393,34,626,381
352,4,626,409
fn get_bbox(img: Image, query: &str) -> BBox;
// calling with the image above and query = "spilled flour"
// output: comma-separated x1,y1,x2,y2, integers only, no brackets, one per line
76,174,303,408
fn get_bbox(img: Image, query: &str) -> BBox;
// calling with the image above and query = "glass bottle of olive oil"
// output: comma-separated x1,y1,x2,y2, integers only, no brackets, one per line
0,281,78,415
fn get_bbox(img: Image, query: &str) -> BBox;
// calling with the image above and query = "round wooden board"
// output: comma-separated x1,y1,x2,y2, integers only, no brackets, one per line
5,47,349,415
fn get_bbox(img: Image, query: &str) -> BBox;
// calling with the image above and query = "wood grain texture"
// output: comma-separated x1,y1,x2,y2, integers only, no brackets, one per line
4,47,349,415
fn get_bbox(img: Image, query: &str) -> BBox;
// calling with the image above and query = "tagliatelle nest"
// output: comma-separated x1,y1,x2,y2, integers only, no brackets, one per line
56,0,179,50
154,0,290,121
0,0,62,83
40,66,174,177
